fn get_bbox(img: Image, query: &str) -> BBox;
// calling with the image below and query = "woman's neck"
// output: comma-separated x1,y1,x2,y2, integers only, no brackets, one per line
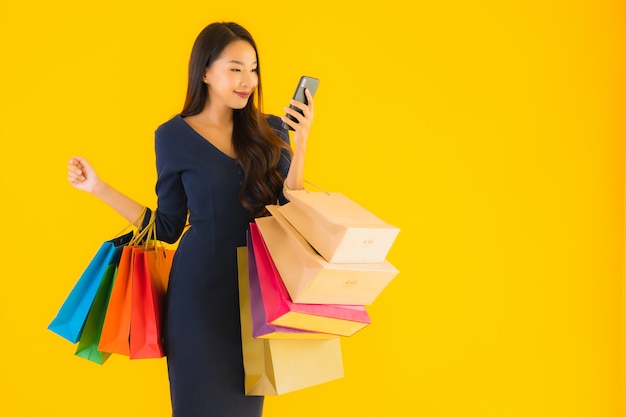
198,100,234,127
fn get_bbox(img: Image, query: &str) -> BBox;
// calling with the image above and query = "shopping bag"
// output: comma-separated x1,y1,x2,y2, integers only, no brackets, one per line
48,231,134,343
129,246,174,359
237,247,344,396
246,231,332,340
74,262,118,364
98,245,134,355
250,224,370,337
281,188,400,263
256,206,398,305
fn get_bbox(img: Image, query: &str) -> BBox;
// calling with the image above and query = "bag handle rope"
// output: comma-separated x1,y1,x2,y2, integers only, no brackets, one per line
302,179,331,195
111,206,148,241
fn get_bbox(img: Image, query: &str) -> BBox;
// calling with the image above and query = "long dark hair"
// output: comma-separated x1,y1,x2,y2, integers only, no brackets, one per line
181,22,290,217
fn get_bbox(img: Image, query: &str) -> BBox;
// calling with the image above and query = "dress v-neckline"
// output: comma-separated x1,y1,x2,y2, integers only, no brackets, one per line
177,115,237,160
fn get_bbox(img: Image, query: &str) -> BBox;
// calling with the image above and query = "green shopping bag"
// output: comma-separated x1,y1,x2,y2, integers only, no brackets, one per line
74,263,118,365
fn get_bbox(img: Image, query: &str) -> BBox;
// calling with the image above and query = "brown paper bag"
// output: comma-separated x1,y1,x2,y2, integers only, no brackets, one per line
255,206,399,305
237,247,344,396
280,189,400,263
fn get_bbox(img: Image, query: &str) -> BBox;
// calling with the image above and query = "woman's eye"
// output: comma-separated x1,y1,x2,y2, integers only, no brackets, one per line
251,68,258,73
231,68,241,72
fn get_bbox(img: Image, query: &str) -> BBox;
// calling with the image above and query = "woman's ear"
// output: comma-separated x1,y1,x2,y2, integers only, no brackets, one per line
202,67,210,84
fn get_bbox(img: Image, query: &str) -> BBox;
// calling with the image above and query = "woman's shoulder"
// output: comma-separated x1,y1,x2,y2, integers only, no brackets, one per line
264,114,289,143
155,114,184,137
154,115,191,153
265,113,282,127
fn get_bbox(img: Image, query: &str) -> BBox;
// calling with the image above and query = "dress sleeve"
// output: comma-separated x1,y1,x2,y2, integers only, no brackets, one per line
141,128,188,243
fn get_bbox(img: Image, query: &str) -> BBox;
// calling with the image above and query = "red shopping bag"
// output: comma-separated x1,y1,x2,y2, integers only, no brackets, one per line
250,222,371,337
129,246,173,359
246,230,331,340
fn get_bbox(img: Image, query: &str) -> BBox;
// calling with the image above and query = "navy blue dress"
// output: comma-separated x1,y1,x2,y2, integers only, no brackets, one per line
145,114,290,417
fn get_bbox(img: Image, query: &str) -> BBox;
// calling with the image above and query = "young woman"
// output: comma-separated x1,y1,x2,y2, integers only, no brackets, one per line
67,22,314,417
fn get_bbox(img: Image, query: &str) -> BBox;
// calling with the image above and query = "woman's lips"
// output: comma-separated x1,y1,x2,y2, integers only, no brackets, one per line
235,91,251,99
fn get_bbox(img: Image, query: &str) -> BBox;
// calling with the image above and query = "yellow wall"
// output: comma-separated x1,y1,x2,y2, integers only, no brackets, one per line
0,1,624,416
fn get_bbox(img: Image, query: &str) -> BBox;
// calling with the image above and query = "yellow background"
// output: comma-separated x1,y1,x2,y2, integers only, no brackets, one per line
0,1,624,416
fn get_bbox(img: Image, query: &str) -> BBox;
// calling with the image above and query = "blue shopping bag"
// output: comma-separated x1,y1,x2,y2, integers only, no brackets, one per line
48,231,133,344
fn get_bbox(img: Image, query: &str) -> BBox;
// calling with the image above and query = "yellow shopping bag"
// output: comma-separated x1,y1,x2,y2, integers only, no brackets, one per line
236,247,344,396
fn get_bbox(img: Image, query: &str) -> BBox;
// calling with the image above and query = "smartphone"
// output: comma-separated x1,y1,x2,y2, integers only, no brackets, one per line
282,76,320,131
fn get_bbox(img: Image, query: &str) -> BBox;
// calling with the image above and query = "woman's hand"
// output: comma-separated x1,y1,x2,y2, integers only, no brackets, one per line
67,156,103,194
281,88,314,151
282,88,314,191
67,156,145,224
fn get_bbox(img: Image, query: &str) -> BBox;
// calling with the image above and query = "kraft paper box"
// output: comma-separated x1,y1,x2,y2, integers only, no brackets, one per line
237,247,344,396
255,206,399,305
280,189,400,263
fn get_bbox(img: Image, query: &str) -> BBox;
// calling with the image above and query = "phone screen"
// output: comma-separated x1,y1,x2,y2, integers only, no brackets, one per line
282,76,320,131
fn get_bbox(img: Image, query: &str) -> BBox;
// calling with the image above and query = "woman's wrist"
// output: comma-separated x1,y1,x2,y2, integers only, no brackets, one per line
292,140,307,154
92,180,109,198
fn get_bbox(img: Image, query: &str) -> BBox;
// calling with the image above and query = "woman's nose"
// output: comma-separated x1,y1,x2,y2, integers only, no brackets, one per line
240,72,256,89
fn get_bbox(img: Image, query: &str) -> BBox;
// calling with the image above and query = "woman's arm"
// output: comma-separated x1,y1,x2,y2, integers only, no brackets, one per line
67,156,145,226
281,88,314,192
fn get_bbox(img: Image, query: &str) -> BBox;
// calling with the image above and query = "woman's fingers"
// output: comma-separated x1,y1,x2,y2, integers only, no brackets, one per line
281,88,314,138
304,88,315,113
67,156,100,192
68,158,85,181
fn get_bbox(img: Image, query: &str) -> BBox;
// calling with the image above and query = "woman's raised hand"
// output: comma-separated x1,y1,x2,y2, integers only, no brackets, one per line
281,88,314,191
67,156,102,194
282,88,314,151
67,156,145,224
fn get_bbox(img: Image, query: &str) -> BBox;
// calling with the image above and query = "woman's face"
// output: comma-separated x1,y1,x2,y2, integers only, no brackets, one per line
204,40,259,110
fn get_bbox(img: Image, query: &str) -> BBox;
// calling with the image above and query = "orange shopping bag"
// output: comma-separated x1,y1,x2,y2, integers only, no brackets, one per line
97,245,135,356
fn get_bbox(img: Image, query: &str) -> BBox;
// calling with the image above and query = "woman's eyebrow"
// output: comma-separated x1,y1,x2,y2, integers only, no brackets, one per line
229,60,258,66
